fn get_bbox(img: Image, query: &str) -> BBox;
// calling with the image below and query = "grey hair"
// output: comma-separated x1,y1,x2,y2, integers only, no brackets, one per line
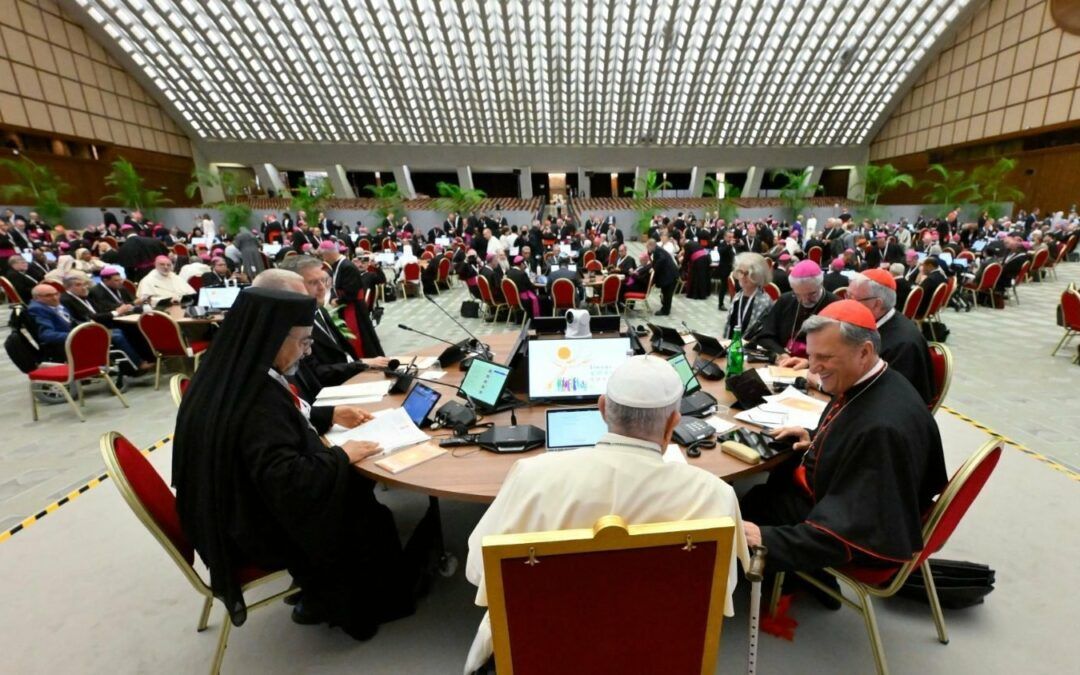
252,268,305,292
278,255,324,275
802,315,880,354
604,398,679,441
733,252,770,286
888,263,905,277
851,274,897,312
789,271,823,289
61,271,90,288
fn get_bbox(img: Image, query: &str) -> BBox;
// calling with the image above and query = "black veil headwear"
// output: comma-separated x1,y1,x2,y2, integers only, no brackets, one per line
173,286,315,626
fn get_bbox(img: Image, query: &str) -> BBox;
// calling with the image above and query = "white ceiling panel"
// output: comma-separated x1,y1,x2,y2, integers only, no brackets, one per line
71,0,975,147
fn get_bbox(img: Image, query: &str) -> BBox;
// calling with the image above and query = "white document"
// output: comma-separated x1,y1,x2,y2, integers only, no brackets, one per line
662,444,687,465
324,407,430,455
311,395,384,407
420,370,447,380
315,380,392,402
705,416,738,435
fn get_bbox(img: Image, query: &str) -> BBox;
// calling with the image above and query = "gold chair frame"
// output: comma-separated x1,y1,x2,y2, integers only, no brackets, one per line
138,310,205,391
1052,288,1080,356
927,341,953,415
169,373,190,409
30,322,128,422
483,515,735,675
623,269,655,315
767,440,1003,675
100,432,298,675
500,277,528,326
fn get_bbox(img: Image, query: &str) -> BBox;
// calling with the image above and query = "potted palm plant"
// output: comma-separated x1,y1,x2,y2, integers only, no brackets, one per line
970,158,1024,219
433,181,487,216
770,168,822,221
702,176,741,222
852,163,915,221
623,170,671,234
921,164,978,218
103,157,172,218
185,168,254,236
0,156,69,223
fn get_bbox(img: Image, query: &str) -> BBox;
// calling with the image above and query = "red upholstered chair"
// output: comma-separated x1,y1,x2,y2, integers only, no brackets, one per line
28,322,128,422
624,269,655,315
0,276,25,305
726,274,737,300
585,259,603,273
435,257,452,292
477,274,507,321
398,261,422,299
100,431,296,675
807,246,823,265
833,286,848,299
122,279,138,297
550,278,577,316
424,243,436,255
483,516,736,675
169,374,191,408
763,282,782,301
357,238,371,252
957,250,975,263
44,279,64,293
901,286,924,320
420,250,434,260
1027,248,1049,281
382,239,398,253
1048,234,1078,280
1009,260,1031,304
607,248,618,268
582,250,596,267
916,283,949,340
927,342,953,414
172,243,188,256
1052,288,1080,356
589,274,621,314
500,278,526,325
188,275,204,292
138,311,210,391
769,440,1003,675
963,261,1001,309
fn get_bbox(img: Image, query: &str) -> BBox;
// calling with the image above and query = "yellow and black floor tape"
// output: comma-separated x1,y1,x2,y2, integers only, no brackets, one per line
942,406,1080,482
0,435,173,545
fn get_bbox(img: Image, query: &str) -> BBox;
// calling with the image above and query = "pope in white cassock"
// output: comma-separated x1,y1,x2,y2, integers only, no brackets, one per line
463,355,749,673
136,255,196,306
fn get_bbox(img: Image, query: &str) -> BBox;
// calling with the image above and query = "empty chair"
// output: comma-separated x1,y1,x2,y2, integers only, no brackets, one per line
927,342,953,414
901,286,924,320
138,310,210,390
1052,287,1080,356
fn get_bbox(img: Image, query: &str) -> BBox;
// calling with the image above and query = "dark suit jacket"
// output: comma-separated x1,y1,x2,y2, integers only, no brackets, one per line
89,283,135,313
330,258,365,302
200,272,230,288
650,247,679,287
309,306,367,386
62,292,117,327
5,270,36,303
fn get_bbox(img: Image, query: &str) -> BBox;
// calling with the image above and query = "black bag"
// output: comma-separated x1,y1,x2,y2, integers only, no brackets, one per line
460,300,480,318
921,321,950,342
897,558,996,609
5,307,41,373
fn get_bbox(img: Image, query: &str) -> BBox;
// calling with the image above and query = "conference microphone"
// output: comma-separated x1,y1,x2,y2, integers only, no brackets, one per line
681,320,725,381
423,295,494,359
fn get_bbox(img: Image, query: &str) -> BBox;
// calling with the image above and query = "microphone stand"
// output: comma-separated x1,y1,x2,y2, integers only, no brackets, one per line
397,323,488,367
423,295,493,359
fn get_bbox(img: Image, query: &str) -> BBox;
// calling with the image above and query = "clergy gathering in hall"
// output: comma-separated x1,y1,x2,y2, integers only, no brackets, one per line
2,0,1080,673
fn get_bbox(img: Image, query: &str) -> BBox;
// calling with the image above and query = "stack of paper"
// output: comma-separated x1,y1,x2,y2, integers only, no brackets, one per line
324,407,430,455
374,442,447,474
313,380,392,407
734,386,827,430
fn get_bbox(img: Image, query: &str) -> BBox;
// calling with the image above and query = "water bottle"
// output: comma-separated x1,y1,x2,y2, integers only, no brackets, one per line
727,327,745,380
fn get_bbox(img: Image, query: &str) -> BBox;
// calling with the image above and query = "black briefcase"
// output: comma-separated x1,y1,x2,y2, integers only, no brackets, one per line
460,300,480,318
898,558,996,609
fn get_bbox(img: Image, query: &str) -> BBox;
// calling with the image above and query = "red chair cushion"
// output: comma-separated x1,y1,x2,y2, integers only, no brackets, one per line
28,364,100,382
839,564,901,587
236,563,278,585
624,292,647,300
189,340,210,354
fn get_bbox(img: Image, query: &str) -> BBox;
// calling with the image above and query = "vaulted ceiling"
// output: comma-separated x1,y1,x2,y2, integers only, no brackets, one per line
69,0,978,150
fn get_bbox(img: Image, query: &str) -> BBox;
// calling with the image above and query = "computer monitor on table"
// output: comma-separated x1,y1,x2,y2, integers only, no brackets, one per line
527,336,632,402
545,407,608,450
666,352,702,395
198,286,243,310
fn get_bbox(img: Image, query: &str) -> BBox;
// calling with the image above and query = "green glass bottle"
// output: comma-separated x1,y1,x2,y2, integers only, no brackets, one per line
727,327,745,380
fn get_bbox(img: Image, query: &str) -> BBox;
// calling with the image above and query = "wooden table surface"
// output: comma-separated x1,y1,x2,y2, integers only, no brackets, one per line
113,304,223,325
352,330,801,503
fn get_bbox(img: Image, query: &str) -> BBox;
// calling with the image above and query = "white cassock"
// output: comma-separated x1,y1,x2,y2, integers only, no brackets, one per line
136,270,196,305
462,433,749,673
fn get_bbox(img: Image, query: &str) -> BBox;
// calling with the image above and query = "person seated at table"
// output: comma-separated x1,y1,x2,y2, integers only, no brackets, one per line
771,252,793,294
90,265,138,311
457,250,482,299
546,251,583,304
890,262,912,308
58,272,152,371
751,260,837,358
505,255,542,317
724,253,774,339
280,255,387,376
464,355,748,674
741,300,946,577
173,286,425,642
137,255,195,306
252,269,379,434
822,257,849,292
613,243,635,275
915,256,946,316
200,256,236,288
780,270,933,404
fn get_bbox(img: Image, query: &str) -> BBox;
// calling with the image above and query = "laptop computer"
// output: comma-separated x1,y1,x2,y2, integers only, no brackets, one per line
544,407,608,451
667,352,718,416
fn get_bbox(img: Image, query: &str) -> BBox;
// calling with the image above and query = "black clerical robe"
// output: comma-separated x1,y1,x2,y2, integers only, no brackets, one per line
231,373,413,629
878,312,934,405
750,290,838,355
742,365,947,572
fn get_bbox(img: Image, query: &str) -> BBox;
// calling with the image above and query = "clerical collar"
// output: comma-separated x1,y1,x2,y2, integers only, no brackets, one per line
876,309,896,327
852,358,886,387
593,432,662,457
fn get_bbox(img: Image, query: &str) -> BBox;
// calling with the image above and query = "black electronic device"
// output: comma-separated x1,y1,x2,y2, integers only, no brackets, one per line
667,352,719,417
439,434,478,448
530,316,568,334
726,369,772,409
433,400,477,432
590,314,622,333
690,331,727,358
673,417,716,447
504,319,532,394
458,357,523,414
624,317,646,355
475,424,546,454
401,381,441,427
424,294,495,357
647,323,685,355
397,323,479,367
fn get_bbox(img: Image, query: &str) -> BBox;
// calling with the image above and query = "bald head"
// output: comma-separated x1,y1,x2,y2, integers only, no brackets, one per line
251,268,306,295
31,284,61,306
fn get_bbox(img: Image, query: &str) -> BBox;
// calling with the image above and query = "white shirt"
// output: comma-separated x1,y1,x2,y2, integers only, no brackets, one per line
463,432,748,673
178,261,210,282
136,269,196,305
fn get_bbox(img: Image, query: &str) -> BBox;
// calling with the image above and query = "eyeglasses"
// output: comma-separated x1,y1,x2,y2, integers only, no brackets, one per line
286,334,315,349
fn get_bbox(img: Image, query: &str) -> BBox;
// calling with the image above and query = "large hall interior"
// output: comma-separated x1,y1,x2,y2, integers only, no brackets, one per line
1,1,1079,674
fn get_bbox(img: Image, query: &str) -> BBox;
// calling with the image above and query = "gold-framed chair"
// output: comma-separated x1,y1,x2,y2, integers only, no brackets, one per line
483,515,735,675
169,374,191,408
100,431,297,675
623,269,655,315
927,342,953,415
27,322,128,422
768,440,1004,675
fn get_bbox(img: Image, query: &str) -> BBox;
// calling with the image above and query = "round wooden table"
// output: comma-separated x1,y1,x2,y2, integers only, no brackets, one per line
351,331,797,503
113,304,223,326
